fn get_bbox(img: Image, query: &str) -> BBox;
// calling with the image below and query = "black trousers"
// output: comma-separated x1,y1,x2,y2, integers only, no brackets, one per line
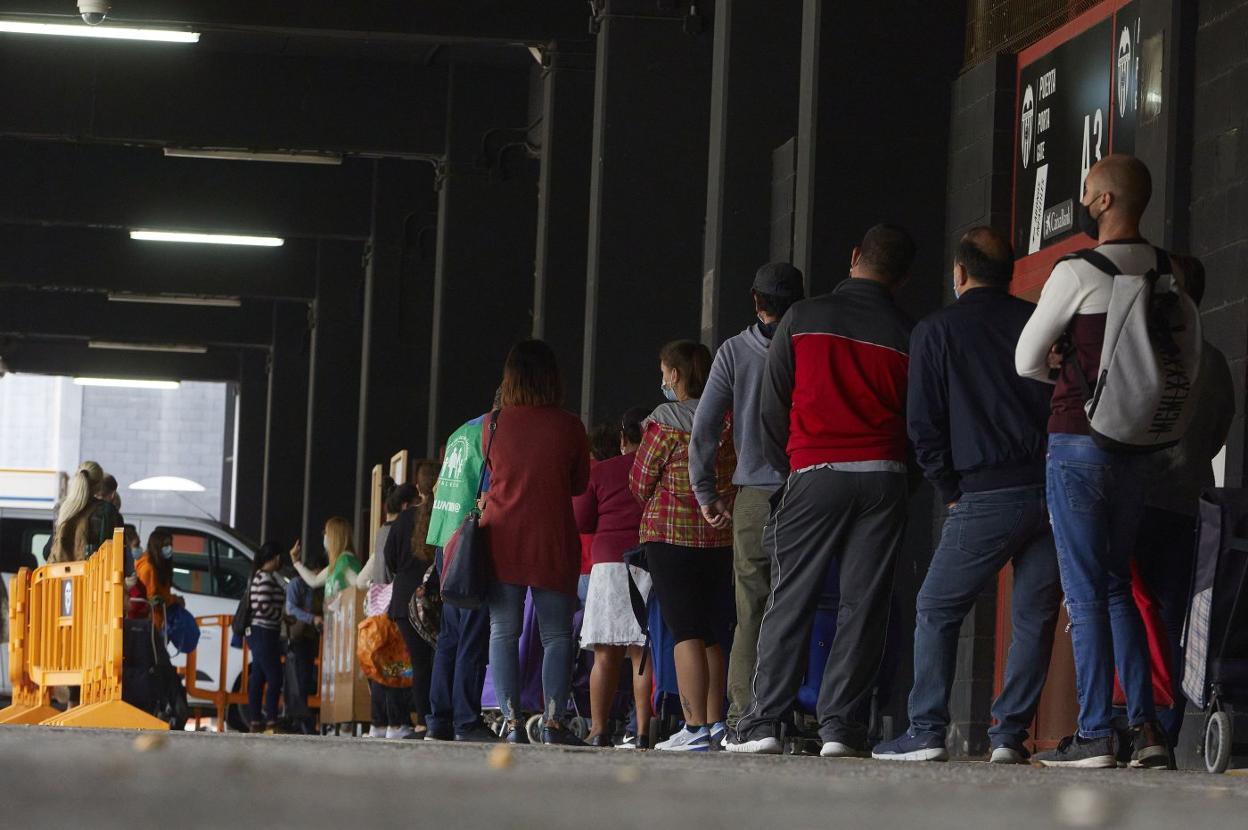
736,468,909,747
395,616,434,720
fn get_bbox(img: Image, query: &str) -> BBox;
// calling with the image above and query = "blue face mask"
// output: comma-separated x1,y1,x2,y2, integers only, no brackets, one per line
159,545,174,560
660,381,677,402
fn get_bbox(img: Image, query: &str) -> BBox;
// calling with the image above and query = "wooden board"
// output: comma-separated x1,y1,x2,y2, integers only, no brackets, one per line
319,587,371,725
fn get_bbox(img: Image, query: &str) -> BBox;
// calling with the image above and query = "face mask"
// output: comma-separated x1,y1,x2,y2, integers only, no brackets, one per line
660,381,677,402
159,545,173,560
1076,198,1101,240
323,534,330,552
757,315,778,339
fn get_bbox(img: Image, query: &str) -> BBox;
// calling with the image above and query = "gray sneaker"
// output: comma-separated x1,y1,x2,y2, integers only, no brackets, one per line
1033,734,1116,768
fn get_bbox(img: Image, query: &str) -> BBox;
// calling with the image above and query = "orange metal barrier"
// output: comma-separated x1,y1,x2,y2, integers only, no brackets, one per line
0,529,168,730
0,568,57,724
185,614,322,732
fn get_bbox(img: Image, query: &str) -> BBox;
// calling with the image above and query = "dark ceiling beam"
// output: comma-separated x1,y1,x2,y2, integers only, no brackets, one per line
0,1,591,45
1,338,245,383
0,288,277,350
0,41,448,156
0,226,320,301
0,139,380,240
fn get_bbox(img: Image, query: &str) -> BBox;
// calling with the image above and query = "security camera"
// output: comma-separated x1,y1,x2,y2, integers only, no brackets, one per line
78,0,110,25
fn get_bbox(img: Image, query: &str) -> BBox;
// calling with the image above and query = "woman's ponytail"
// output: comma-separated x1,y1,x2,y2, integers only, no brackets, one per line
57,461,103,527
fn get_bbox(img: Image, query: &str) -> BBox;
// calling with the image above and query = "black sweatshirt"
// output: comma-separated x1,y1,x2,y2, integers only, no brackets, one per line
906,286,1053,504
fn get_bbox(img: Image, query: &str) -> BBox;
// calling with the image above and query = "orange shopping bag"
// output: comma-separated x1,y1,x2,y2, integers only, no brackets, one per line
356,615,413,688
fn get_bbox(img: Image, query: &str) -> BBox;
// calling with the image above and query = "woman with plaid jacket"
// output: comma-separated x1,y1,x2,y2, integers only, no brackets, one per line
629,339,737,752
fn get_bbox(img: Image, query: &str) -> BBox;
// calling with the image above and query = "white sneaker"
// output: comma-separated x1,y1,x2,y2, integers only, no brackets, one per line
655,726,711,752
724,735,782,754
989,746,1027,764
387,725,415,740
820,741,867,758
367,725,383,738
709,722,727,750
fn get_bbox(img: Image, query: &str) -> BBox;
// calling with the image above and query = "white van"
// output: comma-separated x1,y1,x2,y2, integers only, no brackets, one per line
0,507,255,718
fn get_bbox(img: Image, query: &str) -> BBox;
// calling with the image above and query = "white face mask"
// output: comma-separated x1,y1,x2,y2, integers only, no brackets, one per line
323,534,330,553
159,545,174,560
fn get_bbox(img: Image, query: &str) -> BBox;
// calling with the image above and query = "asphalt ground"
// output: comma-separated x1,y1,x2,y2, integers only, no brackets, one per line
2,726,1246,829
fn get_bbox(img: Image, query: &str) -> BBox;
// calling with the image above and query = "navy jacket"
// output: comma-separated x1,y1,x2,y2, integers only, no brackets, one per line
907,286,1052,504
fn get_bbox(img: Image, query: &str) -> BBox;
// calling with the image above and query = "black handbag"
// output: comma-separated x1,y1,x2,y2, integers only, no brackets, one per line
440,409,499,609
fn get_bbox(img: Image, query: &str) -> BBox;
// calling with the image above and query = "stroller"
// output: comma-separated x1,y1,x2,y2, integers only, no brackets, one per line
1182,488,1248,773
121,604,190,730
480,589,592,741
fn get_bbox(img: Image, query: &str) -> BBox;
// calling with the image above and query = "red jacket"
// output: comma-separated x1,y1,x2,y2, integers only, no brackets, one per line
760,278,913,472
479,405,590,596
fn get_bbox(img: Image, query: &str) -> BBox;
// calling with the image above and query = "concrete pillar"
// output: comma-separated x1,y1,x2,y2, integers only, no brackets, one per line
533,45,595,406
260,302,310,548
701,0,801,346
793,0,964,316
233,348,268,542
301,240,364,565
353,159,438,542
426,65,539,454
582,1,714,422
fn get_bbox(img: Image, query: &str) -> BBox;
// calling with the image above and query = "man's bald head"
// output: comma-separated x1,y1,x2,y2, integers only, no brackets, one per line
955,226,1014,287
1087,154,1152,221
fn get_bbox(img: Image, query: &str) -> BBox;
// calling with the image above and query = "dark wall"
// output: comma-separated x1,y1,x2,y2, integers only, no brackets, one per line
1191,0,1248,488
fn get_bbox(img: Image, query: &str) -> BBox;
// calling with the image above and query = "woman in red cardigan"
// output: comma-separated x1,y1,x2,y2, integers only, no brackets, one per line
480,339,591,746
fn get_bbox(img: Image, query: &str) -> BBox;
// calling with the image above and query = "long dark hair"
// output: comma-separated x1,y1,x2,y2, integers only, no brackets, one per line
252,541,282,575
145,530,174,588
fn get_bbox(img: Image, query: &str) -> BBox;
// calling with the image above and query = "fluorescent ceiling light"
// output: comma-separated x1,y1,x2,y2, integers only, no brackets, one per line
129,476,205,493
107,292,241,308
0,21,199,43
88,340,208,355
130,229,283,247
74,377,180,390
164,147,342,166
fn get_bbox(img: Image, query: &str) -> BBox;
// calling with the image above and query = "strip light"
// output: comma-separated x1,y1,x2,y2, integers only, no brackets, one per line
0,21,199,43
74,377,181,390
88,340,208,355
164,147,342,166
107,293,241,308
130,230,284,247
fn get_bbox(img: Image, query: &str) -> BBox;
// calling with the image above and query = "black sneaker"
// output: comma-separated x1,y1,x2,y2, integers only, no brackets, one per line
1032,734,1117,768
424,726,454,742
587,733,614,748
504,723,530,744
542,722,587,747
455,723,500,743
1129,721,1173,770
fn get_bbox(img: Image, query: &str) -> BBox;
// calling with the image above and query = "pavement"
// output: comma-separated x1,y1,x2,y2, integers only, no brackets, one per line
1,727,1246,829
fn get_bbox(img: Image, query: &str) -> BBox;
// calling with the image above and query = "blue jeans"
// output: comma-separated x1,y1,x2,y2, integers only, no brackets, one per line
428,547,491,735
1047,434,1155,738
247,625,283,724
908,485,1061,747
487,581,577,722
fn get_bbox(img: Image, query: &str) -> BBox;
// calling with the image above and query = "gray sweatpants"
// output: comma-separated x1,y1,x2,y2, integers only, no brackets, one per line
736,467,908,747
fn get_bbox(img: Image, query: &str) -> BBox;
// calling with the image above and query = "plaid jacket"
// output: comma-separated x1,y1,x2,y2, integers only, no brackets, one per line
629,400,736,548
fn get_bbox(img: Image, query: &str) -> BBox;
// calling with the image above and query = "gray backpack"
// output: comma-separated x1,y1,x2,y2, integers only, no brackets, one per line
1061,248,1202,453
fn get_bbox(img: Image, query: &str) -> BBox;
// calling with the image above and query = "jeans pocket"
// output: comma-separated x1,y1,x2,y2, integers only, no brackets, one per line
1057,461,1107,516
956,501,1023,555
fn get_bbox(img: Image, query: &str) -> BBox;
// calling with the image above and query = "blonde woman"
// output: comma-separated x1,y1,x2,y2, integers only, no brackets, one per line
48,461,124,563
291,517,362,597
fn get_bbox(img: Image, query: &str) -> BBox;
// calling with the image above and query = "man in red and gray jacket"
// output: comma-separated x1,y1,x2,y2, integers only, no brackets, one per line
726,224,916,758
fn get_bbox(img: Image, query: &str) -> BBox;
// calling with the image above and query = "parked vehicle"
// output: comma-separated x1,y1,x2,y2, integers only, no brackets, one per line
0,507,256,714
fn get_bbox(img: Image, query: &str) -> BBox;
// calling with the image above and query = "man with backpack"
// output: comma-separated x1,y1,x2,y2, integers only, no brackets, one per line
872,227,1059,764
689,261,805,731
1016,154,1197,768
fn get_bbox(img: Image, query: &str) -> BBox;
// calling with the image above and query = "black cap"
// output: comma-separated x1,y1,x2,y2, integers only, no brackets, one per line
752,262,805,299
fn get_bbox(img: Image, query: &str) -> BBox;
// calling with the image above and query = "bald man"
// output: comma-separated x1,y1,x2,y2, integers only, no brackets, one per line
1016,155,1170,769
872,226,1059,764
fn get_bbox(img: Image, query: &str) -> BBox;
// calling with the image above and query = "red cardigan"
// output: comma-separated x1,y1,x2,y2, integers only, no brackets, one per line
479,405,590,596
573,452,644,567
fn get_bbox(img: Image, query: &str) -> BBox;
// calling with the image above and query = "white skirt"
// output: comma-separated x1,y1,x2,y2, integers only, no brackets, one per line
579,562,651,649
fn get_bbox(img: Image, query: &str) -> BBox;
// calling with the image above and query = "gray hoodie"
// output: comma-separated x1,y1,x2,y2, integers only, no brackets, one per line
689,323,784,505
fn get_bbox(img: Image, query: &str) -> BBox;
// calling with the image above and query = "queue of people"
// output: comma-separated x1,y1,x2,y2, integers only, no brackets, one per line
203,151,1230,765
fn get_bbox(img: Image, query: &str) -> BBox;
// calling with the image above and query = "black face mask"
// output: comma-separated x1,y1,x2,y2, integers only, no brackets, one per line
1076,200,1101,240
756,316,778,339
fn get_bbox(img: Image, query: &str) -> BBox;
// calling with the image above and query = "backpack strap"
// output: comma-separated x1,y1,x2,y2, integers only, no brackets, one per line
1060,248,1120,278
